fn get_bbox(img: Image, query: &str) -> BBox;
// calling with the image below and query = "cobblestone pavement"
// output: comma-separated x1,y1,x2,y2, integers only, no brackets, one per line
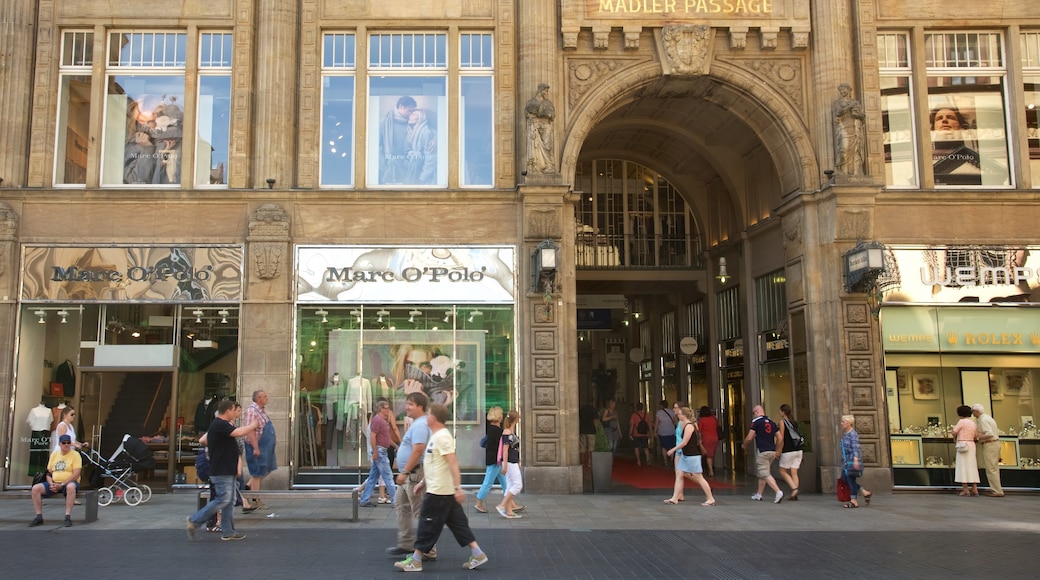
1,482,1037,579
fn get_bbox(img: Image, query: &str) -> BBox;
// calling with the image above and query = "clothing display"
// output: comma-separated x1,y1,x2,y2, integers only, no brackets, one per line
195,396,218,434
26,404,53,475
324,372,345,466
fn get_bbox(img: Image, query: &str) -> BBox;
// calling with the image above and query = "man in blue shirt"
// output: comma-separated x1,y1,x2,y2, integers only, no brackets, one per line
742,405,784,503
385,392,436,560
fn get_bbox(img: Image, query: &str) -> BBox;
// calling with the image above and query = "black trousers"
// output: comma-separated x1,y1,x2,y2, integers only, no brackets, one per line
414,493,476,553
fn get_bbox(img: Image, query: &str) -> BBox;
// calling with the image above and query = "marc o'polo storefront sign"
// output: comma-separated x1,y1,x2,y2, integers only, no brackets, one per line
882,306,1040,353
296,246,516,304
22,245,243,301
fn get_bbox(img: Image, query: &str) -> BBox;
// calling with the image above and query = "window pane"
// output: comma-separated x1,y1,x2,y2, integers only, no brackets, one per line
196,76,231,186
102,75,185,185
323,33,356,69
55,75,92,185
461,77,493,186
62,31,94,67
200,33,233,68
369,33,446,68
367,76,447,187
461,34,493,68
882,76,918,187
321,76,356,186
110,32,186,67
1026,76,1040,189
927,79,1011,187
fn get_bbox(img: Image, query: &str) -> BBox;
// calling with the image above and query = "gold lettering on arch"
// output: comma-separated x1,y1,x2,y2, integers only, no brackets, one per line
594,0,772,15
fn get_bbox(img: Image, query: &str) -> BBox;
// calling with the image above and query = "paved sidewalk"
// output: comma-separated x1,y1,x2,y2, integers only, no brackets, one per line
1,482,1037,578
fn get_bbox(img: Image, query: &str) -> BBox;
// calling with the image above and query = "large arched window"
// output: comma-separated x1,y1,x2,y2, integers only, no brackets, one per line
573,159,700,269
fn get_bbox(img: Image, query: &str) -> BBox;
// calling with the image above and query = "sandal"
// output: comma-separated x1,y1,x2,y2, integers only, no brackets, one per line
863,492,871,505
843,502,858,509
789,488,799,501
700,500,716,507
473,504,487,513
663,499,679,505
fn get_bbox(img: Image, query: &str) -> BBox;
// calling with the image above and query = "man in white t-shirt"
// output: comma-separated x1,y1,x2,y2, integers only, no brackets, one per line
393,403,488,572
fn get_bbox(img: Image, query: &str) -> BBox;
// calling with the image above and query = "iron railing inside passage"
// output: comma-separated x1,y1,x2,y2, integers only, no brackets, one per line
575,233,701,269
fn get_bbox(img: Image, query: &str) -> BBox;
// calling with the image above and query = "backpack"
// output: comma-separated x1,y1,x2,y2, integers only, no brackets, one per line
784,419,805,450
635,412,650,435
195,449,211,483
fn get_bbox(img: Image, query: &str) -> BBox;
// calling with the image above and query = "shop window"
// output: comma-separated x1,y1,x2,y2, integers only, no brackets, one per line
54,31,94,186
1022,32,1040,188
460,33,494,186
195,33,232,187
925,32,1011,187
294,305,514,482
320,33,356,187
879,33,918,188
367,32,448,187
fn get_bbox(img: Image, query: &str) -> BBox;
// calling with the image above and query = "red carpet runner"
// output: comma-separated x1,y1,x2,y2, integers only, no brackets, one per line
610,456,736,490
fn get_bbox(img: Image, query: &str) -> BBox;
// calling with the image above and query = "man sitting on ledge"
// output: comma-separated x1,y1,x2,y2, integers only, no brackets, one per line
30,434,81,527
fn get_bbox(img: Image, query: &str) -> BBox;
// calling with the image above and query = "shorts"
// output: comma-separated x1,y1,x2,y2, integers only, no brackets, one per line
579,434,595,454
658,434,676,450
41,480,79,498
755,450,776,479
779,450,803,469
632,436,649,449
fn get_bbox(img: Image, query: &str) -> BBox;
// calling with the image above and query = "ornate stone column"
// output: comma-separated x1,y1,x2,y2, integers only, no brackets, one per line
0,1,38,187
242,203,291,488
250,0,298,188
517,0,561,178
809,0,854,182
0,202,20,488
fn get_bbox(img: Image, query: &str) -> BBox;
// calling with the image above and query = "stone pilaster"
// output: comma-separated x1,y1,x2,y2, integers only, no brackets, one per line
517,0,562,180
519,184,582,494
0,202,19,489
251,0,298,188
242,203,291,488
809,0,854,185
0,1,39,187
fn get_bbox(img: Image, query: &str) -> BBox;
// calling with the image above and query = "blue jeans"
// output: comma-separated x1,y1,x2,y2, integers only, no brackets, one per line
359,446,395,504
190,475,235,538
475,464,507,501
842,470,861,498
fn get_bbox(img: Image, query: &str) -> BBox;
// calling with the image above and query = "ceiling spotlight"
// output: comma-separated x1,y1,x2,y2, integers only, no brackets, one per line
408,309,422,323
35,310,46,324
57,309,69,324
193,309,204,323
131,330,142,338
316,308,329,323
350,309,362,323
468,309,483,323
376,309,390,323
218,309,230,324
443,310,453,323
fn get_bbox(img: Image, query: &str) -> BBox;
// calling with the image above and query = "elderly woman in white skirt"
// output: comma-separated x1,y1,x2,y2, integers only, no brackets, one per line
663,406,716,507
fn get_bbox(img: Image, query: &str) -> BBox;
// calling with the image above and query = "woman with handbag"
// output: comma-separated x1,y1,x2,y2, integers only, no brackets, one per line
953,405,980,496
474,406,508,514
778,404,803,500
664,406,716,506
840,414,872,508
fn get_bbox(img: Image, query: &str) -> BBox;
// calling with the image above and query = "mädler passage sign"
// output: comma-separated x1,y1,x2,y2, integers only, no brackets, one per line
590,0,774,17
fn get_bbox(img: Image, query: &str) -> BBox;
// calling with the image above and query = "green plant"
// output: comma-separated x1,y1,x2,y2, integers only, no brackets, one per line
593,424,611,452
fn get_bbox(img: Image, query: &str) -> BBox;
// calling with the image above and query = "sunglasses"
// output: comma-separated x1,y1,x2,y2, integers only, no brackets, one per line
60,441,72,445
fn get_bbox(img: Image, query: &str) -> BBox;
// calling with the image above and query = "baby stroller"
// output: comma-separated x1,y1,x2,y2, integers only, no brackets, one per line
83,434,156,506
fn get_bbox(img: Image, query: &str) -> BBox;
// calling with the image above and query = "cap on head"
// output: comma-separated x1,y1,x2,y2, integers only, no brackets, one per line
59,434,72,444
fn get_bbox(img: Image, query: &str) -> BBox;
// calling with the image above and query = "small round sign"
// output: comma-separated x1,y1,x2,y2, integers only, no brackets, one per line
679,336,699,355
628,347,644,362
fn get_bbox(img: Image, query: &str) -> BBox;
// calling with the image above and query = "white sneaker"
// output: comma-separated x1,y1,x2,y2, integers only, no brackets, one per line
750,494,763,501
394,556,422,572
774,490,784,504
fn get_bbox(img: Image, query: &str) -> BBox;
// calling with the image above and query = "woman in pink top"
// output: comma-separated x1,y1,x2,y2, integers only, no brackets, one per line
697,407,719,478
953,405,979,496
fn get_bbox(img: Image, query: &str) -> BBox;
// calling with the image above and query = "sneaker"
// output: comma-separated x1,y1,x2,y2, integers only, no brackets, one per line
29,515,43,527
63,516,72,527
750,494,763,501
422,549,437,561
359,501,377,507
386,546,411,556
774,490,784,504
185,517,198,541
394,556,422,572
242,506,259,513
463,553,488,570
222,532,246,541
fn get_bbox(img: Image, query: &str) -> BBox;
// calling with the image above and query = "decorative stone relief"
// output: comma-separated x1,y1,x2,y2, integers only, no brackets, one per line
534,305,555,324
792,29,810,49
761,27,779,50
852,385,875,407
847,331,870,352
252,243,284,280
527,208,561,241
568,59,622,108
846,303,869,324
729,26,748,50
656,24,713,77
838,209,872,241
534,385,557,407
741,59,804,109
782,213,802,250
623,26,641,49
535,413,557,435
248,204,290,240
535,441,558,463
849,358,873,380
534,358,556,379
860,441,878,465
592,26,611,49
855,414,877,436
534,331,555,351
0,203,19,277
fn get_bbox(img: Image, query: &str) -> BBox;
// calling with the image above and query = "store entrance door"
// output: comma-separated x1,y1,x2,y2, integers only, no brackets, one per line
79,370,175,489
722,369,745,472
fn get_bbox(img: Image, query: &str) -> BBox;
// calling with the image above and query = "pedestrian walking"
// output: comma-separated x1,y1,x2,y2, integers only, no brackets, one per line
474,406,507,514
777,403,803,500
629,403,652,466
495,410,523,519
386,392,437,561
742,405,784,503
663,406,716,506
839,414,872,508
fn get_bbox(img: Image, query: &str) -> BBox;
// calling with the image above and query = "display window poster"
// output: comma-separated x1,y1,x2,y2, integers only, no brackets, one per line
367,87,447,187
927,91,1010,187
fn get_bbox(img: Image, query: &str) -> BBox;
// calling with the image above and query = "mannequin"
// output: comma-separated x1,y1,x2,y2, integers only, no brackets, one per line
26,402,52,475
324,372,346,466
345,374,372,449
195,395,216,434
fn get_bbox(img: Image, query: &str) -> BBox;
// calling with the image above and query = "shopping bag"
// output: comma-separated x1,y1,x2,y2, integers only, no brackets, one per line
836,477,851,502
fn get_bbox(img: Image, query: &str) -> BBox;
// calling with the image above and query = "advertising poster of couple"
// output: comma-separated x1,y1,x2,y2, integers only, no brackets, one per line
370,95,447,186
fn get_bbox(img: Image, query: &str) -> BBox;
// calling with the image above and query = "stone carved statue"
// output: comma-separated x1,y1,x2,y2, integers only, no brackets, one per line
832,83,866,176
525,83,556,174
